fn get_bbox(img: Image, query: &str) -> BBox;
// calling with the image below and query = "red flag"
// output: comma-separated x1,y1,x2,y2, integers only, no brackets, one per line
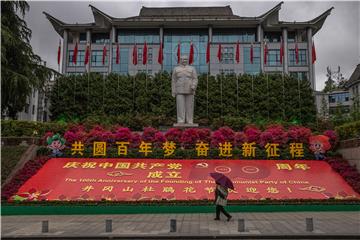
72,42,78,64
57,39,61,65
132,43,138,65
264,41,268,65
84,42,90,65
280,37,284,64
235,40,240,64
158,41,163,65
102,44,107,65
206,41,210,64
177,42,181,64
143,41,148,65
250,43,253,64
116,42,120,64
189,41,194,65
312,41,317,64
295,42,299,64
217,43,222,62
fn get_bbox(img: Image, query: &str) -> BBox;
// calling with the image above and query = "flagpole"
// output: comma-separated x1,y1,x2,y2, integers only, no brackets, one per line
266,73,269,121
298,77,302,123
282,74,285,121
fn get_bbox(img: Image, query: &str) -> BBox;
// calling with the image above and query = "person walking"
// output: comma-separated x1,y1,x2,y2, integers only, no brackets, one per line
214,183,232,221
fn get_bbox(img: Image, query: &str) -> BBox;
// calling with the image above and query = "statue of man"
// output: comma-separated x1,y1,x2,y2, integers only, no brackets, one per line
172,55,198,126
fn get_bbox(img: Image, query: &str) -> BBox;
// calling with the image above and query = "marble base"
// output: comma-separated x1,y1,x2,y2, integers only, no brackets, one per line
173,123,199,128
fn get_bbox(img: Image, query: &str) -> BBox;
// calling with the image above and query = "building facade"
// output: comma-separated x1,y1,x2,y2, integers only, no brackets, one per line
315,90,351,118
44,2,333,90
346,64,360,110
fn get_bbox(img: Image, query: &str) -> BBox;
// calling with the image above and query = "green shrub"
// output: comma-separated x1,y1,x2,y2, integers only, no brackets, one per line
1,120,66,137
335,121,360,140
50,72,316,125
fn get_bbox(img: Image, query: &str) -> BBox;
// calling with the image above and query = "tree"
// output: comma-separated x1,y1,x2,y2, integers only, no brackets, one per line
323,66,347,93
1,0,53,119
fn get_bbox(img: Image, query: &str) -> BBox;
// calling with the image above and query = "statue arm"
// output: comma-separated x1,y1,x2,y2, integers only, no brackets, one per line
171,70,176,97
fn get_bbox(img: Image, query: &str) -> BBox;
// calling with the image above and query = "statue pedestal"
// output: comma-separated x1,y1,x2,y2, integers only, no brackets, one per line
173,123,199,128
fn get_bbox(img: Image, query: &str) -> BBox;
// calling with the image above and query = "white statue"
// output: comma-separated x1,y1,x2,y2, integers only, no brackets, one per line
172,55,198,126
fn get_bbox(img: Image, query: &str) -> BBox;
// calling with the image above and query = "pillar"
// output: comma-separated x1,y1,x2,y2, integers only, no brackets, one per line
257,25,264,73
282,28,288,74
86,30,91,73
109,26,116,73
307,27,315,90
62,29,68,74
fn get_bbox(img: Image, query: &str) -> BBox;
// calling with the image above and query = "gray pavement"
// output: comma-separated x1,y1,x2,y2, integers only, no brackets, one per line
1,211,360,239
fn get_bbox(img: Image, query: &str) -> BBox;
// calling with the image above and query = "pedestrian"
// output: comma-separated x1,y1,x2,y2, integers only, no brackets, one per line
214,183,232,221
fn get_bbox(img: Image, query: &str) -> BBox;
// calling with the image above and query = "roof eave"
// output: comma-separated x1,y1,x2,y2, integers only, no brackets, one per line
258,1,283,22
89,4,114,26
43,11,66,36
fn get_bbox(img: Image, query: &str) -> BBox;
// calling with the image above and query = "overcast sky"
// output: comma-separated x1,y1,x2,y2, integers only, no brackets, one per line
25,0,360,91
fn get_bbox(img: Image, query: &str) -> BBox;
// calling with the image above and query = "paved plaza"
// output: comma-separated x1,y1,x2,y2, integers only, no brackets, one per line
1,211,360,239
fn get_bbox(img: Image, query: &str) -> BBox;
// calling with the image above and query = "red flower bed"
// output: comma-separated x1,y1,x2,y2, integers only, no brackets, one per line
1,156,50,201
326,157,360,194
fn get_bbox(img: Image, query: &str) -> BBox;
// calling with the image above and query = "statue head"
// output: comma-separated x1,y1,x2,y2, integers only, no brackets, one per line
180,55,188,66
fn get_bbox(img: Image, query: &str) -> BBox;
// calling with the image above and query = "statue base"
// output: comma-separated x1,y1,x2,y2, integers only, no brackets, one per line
173,123,199,128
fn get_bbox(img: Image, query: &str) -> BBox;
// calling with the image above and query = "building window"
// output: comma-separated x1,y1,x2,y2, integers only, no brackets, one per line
287,32,295,43
24,104,29,113
288,49,307,66
328,92,350,104
117,29,160,44
91,33,110,44
264,32,282,43
266,49,281,66
163,29,208,74
91,50,109,66
244,46,260,75
212,29,256,43
68,50,85,67
137,47,153,64
79,33,87,43
112,47,129,75
290,72,308,81
221,47,234,64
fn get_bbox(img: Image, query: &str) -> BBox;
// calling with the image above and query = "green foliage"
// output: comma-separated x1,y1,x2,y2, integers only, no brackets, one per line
1,1,53,118
49,72,317,127
1,146,28,183
1,120,66,137
335,121,360,140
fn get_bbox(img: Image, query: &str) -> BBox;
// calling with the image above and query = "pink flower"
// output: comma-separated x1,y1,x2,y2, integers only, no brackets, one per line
130,133,141,148
259,125,288,147
154,132,166,148
244,125,261,143
180,128,200,148
197,128,212,142
288,126,312,143
114,127,132,142
323,130,338,149
165,128,183,143
141,127,159,142
234,132,247,147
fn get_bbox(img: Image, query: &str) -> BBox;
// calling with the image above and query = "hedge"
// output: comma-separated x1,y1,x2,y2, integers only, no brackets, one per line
335,120,360,140
50,72,317,125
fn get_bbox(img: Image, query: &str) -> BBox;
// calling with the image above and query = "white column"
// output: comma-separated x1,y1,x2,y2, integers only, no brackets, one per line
307,27,315,89
86,30,91,73
282,28,288,74
62,29,68,74
257,25,264,73
109,26,116,74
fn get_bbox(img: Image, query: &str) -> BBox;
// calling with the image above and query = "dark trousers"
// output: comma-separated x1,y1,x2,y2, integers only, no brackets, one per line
216,205,231,219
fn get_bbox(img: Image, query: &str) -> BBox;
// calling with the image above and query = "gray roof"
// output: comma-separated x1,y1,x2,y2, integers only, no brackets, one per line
347,64,360,87
139,6,233,17
43,2,333,37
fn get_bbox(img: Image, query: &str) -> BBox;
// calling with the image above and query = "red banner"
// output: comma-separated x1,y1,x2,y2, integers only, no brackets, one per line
14,158,359,201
